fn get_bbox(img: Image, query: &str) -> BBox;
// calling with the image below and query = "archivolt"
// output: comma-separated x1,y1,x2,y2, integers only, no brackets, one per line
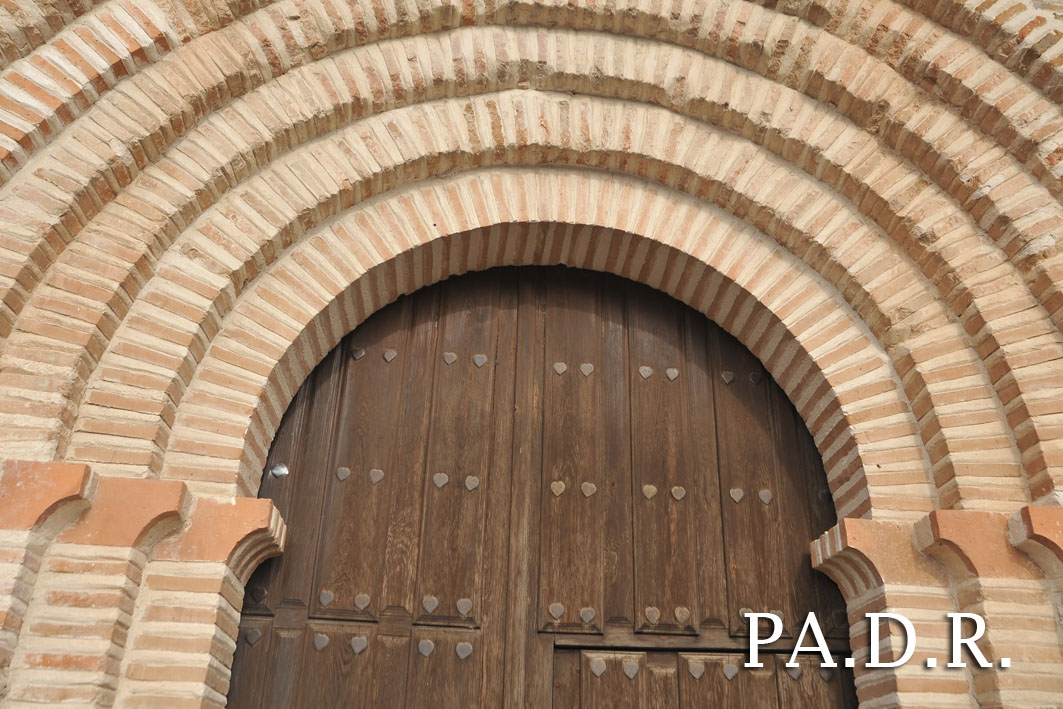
14,44,1055,502
0,5,1056,513
1,1,1060,340
61,89,1025,512
148,168,937,520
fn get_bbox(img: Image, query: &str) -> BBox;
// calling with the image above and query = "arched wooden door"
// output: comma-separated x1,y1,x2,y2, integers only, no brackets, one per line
228,267,857,707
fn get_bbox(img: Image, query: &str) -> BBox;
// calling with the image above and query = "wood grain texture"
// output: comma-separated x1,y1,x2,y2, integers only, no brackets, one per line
228,267,853,707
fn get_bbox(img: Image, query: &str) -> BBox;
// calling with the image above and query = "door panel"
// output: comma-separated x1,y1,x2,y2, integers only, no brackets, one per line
229,267,855,707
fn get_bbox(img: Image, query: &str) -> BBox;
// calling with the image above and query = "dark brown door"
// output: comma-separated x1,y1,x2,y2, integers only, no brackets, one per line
227,267,856,707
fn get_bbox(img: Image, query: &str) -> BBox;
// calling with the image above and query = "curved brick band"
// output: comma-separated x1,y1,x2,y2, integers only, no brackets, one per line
0,0,1058,705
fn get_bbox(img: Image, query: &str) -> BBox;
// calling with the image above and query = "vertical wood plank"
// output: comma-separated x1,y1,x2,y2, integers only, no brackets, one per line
766,386,826,635
271,346,346,611
711,329,792,635
682,311,728,632
477,276,520,706
794,400,850,641
598,275,634,627
628,285,699,635
377,287,442,617
505,271,553,706
539,273,623,634
310,297,417,618
243,382,309,613
415,271,503,627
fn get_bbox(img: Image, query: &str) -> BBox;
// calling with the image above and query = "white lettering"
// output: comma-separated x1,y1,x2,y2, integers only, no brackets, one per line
745,612,783,668
947,613,992,668
866,613,916,668
787,612,836,668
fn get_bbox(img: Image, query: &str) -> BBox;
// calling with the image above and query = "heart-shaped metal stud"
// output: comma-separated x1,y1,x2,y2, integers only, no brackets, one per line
590,658,607,677
723,663,739,680
675,606,691,624
350,636,368,654
721,370,735,384
671,486,687,501
623,661,639,679
642,484,658,499
819,666,834,682
581,482,597,497
422,595,439,613
759,489,773,504
383,349,397,362
688,661,705,679
442,352,457,365
580,363,594,376
579,607,595,623
250,585,267,602
473,354,488,368
433,473,449,488
246,629,262,646
456,642,473,660
313,633,329,651
550,480,565,496
456,598,473,616
548,602,565,619
418,639,435,657
335,466,350,482
729,488,744,503
465,475,479,491
749,371,763,385
666,368,679,381
553,362,567,375
644,607,660,624
269,463,288,478
639,366,653,379
369,468,384,484
319,590,334,607
787,665,803,680
352,347,366,361
354,593,370,610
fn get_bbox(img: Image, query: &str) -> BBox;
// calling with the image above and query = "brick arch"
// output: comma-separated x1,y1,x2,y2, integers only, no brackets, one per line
53,88,1044,509
0,33,1057,504
143,168,939,520
1,0,1060,352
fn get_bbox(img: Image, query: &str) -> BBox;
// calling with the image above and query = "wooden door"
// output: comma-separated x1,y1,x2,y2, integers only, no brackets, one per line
227,267,857,707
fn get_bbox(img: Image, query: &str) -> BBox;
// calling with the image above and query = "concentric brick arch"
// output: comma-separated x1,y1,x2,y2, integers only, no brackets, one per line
0,0,1060,705
143,170,938,520
0,14,1059,508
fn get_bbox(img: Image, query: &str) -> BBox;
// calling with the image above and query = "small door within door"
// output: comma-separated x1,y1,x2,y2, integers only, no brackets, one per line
227,267,856,707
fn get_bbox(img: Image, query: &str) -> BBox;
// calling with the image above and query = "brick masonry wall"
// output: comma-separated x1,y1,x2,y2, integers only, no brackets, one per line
0,0,1058,705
